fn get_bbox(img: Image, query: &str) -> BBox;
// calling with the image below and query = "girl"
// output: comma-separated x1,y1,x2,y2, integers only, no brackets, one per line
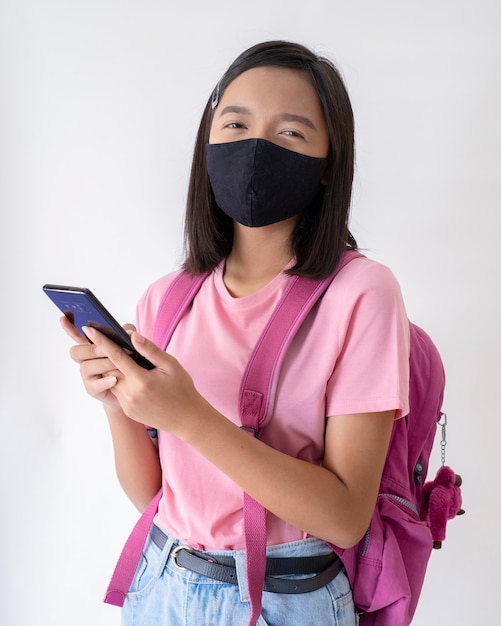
62,41,409,626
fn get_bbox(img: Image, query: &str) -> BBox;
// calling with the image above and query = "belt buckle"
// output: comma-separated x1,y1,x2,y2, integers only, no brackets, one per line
171,544,192,570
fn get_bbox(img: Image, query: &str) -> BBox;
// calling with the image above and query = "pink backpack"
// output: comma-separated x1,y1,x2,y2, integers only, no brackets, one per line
104,251,461,625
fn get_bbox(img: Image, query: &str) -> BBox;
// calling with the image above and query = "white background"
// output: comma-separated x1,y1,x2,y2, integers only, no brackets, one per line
1,1,499,624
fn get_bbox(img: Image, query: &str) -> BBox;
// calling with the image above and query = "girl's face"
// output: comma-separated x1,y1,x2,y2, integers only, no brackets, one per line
209,66,330,159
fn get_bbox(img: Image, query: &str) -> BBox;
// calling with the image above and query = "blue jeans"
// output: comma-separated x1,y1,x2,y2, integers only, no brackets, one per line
122,529,358,626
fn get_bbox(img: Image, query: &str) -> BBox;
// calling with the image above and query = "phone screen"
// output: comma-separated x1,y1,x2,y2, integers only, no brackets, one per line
43,284,155,369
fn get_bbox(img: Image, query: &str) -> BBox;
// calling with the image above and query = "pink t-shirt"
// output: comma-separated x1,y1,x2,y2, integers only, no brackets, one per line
136,255,410,550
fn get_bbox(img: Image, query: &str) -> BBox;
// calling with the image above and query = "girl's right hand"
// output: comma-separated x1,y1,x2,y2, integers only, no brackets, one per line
60,315,125,406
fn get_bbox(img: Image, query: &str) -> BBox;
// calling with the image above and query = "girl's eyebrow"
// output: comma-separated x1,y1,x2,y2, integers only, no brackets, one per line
218,105,252,117
280,113,317,131
218,106,317,131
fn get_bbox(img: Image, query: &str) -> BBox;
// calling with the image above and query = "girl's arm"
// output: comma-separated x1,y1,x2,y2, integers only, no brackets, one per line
179,402,394,549
105,405,162,511
85,325,394,548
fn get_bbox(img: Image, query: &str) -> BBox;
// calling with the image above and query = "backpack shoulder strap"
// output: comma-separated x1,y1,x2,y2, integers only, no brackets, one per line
240,249,362,626
104,490,162,606
239,250,362,434
153,271,209,349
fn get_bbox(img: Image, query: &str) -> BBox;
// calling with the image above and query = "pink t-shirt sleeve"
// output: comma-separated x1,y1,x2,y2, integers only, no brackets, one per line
135,271,183,340
324,259,410,419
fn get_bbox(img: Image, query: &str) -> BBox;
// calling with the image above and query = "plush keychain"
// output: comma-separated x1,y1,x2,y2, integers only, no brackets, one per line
421,465,465,549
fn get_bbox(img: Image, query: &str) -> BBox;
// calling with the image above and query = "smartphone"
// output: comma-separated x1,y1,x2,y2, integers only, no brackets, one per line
43,284,155,370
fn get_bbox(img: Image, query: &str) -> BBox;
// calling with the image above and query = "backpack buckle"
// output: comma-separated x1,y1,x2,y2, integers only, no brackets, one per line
240,426,260,438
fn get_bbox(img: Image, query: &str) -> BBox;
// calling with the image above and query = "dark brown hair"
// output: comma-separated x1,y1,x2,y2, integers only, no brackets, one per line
183,40,357,279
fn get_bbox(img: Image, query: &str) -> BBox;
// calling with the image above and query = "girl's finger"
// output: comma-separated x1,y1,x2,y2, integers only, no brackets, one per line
60,315,89,345
69,342,107,365
80,356,120,381
83,326,136,374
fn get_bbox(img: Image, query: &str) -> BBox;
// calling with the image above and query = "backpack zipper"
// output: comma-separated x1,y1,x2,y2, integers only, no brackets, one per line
378,493,419,518
360,527,371,556
360,494,419,557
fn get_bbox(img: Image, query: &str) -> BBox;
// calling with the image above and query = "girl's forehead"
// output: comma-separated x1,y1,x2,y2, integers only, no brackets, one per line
223,66,312,95
218,67,324,115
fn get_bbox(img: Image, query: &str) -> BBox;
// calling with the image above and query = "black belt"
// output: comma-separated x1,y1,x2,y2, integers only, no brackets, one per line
150,524,342,594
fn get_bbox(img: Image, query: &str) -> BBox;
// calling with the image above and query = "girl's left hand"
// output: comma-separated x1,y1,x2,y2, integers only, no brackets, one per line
82,326,206,438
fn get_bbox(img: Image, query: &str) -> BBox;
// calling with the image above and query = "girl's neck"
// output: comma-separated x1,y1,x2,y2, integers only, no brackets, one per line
223,219,296,297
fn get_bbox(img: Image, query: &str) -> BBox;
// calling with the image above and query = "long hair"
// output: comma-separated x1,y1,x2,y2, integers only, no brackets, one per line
183,40,357,279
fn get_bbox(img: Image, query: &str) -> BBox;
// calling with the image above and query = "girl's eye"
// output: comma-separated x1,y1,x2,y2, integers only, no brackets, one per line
281,129,304,139
225,122,245,130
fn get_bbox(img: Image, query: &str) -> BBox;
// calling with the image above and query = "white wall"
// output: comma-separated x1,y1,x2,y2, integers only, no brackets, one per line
1,1,499,624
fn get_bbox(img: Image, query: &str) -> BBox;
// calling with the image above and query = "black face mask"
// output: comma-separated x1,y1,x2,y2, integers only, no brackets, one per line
206,138,327,228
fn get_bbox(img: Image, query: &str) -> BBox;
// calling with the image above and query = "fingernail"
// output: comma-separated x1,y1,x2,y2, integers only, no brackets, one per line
134,332,145,344
82,326,95,338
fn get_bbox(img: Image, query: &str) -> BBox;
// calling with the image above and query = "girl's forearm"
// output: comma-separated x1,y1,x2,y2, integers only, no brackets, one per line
180,400,392,549
105,404,162,512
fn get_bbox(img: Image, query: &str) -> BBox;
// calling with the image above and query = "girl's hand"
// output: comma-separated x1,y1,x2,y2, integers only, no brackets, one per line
81,325,206,436
60,315,127,407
